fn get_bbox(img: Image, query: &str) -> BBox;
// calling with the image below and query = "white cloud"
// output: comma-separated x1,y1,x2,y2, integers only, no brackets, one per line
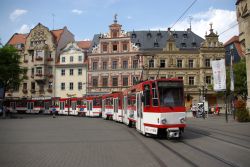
72,9,83,15
150,8,238,43
10,9,27,21
17,24,32,34
173,8,238,43
127,16,132,20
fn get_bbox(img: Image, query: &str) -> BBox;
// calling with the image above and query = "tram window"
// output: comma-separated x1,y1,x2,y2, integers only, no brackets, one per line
143,85,150,106
77,100,81,105
152,83,159,106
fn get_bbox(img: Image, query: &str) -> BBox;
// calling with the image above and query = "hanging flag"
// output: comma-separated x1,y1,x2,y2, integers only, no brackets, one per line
230,47,234,92
211,59,226,91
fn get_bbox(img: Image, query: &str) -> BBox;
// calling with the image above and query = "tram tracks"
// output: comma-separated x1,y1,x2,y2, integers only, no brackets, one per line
186,128,250,151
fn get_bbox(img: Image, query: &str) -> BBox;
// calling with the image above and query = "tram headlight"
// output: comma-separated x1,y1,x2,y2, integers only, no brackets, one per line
180,117,186,123
161,118,167,124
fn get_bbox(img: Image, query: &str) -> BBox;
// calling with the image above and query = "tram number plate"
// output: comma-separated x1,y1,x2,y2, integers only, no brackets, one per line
145,126,158,135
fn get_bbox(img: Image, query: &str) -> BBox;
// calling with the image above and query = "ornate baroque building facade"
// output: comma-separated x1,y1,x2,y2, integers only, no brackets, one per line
6,23,75,99
87,18,142,94
236,0,250,108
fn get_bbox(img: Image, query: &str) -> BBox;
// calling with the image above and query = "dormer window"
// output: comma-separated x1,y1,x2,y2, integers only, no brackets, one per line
147,32,152,38
192,42,197,47
132,32,136,38
173,33,178,38
157,31,162,38
183,33,188,38
181,43,186,48
135,40,141,47
154,42,159,47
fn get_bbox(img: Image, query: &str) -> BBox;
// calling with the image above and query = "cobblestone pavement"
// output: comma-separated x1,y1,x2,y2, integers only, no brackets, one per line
0,114,249,167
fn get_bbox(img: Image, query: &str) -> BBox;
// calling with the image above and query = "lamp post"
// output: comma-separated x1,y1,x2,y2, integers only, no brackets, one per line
199,83,207,119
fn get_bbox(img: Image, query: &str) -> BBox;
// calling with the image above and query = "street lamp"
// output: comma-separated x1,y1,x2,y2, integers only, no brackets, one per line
229,44,235,119
199,83,208,118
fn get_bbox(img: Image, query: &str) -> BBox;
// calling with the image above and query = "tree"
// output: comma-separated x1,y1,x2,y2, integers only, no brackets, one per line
0,45,27,117
226,58,247,99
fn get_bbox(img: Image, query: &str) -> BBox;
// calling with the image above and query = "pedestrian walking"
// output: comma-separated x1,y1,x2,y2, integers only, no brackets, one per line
216,104,220,115
52,106,56,118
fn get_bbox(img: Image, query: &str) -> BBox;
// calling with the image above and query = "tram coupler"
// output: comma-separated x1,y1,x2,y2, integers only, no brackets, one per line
167,128,180,138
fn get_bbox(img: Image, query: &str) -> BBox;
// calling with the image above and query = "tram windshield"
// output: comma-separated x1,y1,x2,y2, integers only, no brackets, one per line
158,81,184,107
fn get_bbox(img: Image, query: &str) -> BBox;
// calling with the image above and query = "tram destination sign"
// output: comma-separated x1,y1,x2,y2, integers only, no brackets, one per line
158,81,182,87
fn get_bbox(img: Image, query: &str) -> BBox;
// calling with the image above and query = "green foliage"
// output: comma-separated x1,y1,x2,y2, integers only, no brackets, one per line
0,45,26,94
226,58,247,99
235,99,250,122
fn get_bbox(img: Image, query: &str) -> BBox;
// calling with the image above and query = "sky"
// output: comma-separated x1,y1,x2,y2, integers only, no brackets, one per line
0,0,238,45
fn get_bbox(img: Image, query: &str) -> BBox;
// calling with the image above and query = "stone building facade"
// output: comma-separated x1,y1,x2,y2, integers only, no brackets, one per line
236,0,250,108
55,42,88,98
6,23,74,99
89,18,225,108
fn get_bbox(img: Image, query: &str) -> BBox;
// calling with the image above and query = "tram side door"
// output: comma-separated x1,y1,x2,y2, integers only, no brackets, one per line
136,93,143,132
27,101,34,113
87,101,93,116
71,101,77,115
10,102,16,112
123,96,128,124
113,98,118,121
60,101,65,114
102,99,105,117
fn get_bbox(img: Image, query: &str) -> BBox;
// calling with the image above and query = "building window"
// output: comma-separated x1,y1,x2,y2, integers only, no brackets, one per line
123,77,128,86
62,57,65,63
61,69,65,76
132,76,138,85
70,69,74,75
112,77,118,86
31,68,34,76
177,59,182,68
92,78,98,87
112,31,118,38
149,59,154,68
206,76,211,84
36,67,42,75
78,82,82,90
123,60,128,69
92,62,98,70
70,56,73,62
69,82,73,90
178,76,183,80
23,83,27,90
181,43,187,48
160,60,165,68
49,82,52,89
102,77,108,87
133,59,138,68
113,44,118,52
102,44,108,52
31,82,35,90
103,62,107,70
61,83,65,90
205,59,210,67
123,43,128,51
78,69,82,75
112,61,117,69
189,59,194,68
78,56,82,62
189,76,194,85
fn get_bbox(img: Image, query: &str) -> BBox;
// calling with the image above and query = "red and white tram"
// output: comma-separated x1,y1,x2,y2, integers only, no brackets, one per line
84,96,102,117
123,78,186,138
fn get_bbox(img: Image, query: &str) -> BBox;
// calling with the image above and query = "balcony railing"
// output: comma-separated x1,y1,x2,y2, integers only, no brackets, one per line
23,60,28,63
47,74,53,78
35,57,43,61
35,73,43,77
47,57,53,61
30,89,35,94
39,89,45,94
47,88,53,93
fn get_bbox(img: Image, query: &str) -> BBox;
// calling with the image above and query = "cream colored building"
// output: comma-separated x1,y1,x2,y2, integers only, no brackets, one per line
6,23,74,99
55,42,87,98
236,0,250,108
141,25,225,108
